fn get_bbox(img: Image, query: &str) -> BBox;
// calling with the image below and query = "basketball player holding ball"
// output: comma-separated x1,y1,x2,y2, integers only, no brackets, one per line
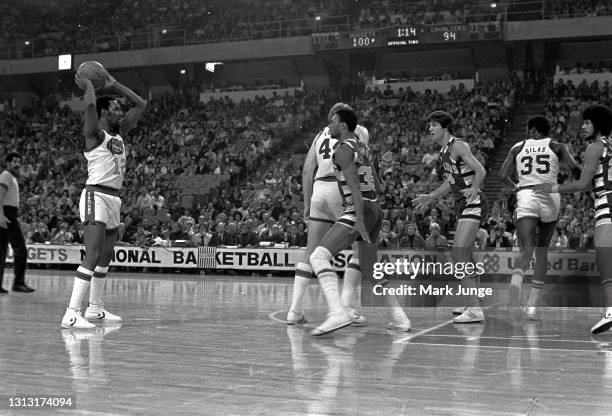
61,62,147,329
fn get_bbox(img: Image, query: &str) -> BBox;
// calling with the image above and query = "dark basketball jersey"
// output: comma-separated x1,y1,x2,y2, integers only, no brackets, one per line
333,137,378,205
593,136,612,199
439,136,475,198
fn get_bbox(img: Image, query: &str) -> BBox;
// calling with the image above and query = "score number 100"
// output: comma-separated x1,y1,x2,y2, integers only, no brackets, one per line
352,35,376,47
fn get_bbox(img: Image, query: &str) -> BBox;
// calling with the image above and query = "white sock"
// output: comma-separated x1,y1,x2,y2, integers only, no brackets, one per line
341,265,360,309
89,266,109,306
319,273,342,314
510,269,524,288
69,266,93,310
289,262,313,314
289,277,310,314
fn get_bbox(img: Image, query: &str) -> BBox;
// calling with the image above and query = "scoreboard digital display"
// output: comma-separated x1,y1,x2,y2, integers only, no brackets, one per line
311,21,501,51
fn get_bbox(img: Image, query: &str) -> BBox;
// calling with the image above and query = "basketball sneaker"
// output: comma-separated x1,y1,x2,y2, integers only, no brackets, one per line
347,309,367,326
311,311,352,336
61,308,96,329
591,312,612,335
385,318,411,332
452,306,467,315
453,306,485,323
84,303,122,323
286,309,308,325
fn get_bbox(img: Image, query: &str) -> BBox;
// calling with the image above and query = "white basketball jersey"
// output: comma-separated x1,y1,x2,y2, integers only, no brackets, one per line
85,130,127,189
355,125,369,145
514,138,559,187
313,124,369,180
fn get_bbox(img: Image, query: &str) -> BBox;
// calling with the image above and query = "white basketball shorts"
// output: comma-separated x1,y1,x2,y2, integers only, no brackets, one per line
79,185,122,229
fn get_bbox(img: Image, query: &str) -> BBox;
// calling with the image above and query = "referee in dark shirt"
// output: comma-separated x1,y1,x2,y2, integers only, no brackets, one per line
0,152,34,293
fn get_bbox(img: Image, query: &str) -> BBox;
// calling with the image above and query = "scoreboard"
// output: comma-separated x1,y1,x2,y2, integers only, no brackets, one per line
311,21,501,51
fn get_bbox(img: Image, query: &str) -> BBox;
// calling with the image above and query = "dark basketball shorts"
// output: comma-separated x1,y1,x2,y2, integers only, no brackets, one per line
336,200,383,242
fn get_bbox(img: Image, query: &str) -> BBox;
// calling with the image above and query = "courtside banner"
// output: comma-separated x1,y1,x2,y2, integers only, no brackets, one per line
211,247,600,276
5,245,199,268
3,245,600,275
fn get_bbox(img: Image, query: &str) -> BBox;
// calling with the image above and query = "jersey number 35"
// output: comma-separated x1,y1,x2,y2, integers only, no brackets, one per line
519,154,550,175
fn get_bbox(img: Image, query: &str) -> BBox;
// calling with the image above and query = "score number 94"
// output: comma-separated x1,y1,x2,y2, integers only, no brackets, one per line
443,31,456,41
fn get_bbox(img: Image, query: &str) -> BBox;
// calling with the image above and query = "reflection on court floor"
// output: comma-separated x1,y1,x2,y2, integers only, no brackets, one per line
1,270,611,416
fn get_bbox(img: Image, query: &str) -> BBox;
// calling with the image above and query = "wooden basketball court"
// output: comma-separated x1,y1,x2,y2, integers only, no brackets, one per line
1,270,611,415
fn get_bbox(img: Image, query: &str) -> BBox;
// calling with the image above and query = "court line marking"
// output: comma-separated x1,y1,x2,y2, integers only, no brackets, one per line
269,309,289,324
392,318,455,344
393,302,501,344
403,333,602,344
399,341,605,354
509,334,560,338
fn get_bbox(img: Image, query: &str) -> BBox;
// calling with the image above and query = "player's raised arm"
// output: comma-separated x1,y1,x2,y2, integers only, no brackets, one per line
75,73,104,150
453,139,486,201
302,138,318,218
498,144,520,190
104,75,147,135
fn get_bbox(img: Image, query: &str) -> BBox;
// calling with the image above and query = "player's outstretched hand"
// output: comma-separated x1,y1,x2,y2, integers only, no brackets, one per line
533,183,553,193
413,194,432,212
355,217,371,244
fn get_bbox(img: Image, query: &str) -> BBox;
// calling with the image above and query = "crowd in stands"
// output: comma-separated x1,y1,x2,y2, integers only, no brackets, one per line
546,0,612,18
355,75,518,249
354,0,507,29
557,61,612,75
3,63,609,254
13,60,601,255
538,68,612,249
246,73,530,250
0,0,609,58
0,0,346,57
0,85,336,250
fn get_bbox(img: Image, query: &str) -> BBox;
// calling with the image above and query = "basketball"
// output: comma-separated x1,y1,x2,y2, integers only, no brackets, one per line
77,61,109,90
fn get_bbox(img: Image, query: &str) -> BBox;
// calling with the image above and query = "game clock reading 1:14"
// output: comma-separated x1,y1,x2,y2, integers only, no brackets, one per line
388,25,462,46
396,27,418,38
386,23,501,47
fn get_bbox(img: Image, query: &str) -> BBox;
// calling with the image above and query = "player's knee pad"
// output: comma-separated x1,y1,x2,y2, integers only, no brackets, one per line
310,247,333,276
295,262,314,279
